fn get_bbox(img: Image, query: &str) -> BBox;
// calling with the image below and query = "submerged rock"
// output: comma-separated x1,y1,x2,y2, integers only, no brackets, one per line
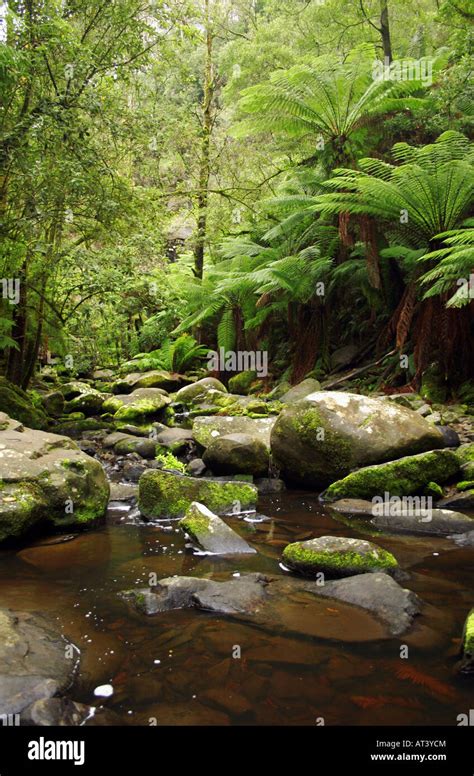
255,477,286,494
202,433,269,476
282,536,398,578
22,697,93,726
138,468,257,519
323,449,460,501
270,391,446,488
312,573,421,636
121,571,420,637
193,415,276,449
179,502,256,554
0,413,109,542
121,572,268,615
0,608,79,716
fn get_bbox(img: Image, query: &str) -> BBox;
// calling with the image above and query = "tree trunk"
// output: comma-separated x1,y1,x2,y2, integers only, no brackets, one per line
380,0,393,62
193,0,214,280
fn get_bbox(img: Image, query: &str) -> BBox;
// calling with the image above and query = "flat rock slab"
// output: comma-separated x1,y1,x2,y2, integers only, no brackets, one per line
121,572,268,615
0,609,79,716
306,572,421,636
192,416,276,449
439,491,474,510
121,571,421,638
179,502,256,554
371,508,474,536
329,499,474,536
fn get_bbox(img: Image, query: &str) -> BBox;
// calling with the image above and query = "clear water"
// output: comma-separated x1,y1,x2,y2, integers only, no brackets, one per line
0,490,472,725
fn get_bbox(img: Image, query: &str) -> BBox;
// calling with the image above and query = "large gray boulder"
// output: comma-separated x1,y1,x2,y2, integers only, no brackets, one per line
270,391,446,487
175,377,227,404
0,413,109,542
203,433,269,476
193,415,276,449
121,572,268,615
0,608,79,716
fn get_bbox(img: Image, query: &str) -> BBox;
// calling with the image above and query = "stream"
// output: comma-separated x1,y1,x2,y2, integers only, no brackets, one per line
0,460,473,726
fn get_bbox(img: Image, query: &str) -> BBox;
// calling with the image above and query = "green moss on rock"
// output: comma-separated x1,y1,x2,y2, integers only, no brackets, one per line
228,370,257,396
282,536,398,578
0,378,48,429
324,449,460,502
138,469,257,519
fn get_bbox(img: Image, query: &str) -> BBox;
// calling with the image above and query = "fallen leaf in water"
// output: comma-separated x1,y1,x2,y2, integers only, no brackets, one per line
395,665,456,699
326,607,339,613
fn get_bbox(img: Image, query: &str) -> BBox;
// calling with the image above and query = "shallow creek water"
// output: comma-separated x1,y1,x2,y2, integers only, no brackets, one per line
0,489,472,725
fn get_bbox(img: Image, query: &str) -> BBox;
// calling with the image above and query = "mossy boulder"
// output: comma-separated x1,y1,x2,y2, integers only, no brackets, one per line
457,444,474,465
60,381,95,400
112,370,181,394
41,391,65,418
179,502,256,554
0,378,48,429
323,449,460,501
460,608,474,674
64,389,105,416
270,391,446,488
228,370,257,396
114,436,157,459
280,378,321,403
138,469,257,519
52,418,110,439
420,365,448,404
282,535,398,578
0,413,109,543
202,433,269,476
103,388,170,422
422,481,444,499
175,377,227,404
192,415,276,449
